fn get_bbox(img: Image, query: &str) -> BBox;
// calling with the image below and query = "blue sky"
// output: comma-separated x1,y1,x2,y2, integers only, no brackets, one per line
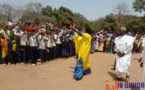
1,0,144,20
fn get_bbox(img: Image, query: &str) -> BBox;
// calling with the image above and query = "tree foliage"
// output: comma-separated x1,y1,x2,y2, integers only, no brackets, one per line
133,0,145,13
0,2,145,33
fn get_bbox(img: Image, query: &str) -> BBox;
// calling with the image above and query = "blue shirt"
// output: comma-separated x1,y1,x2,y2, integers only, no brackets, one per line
61,29,66,34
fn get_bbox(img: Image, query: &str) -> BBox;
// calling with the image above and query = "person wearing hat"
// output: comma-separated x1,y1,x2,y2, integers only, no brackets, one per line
114,26,135,82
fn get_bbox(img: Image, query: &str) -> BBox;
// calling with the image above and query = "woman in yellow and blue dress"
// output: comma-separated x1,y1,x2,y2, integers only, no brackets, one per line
72,24,92,75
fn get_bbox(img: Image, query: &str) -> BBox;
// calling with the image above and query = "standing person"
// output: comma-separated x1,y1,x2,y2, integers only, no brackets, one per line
28,31,37,66
91,33,96,54
95,33,99,52
56,31,62,58
35,17,40,26
140,37,145,90
0,33,9,66
133,36,139,53
98,32,104,52
73,24,92,75
8,35,17,64
25,17,31,26
45,34,53,62
52,36,57,60
38,32,46,63
105,35,111,53
61,33,66,59
14,27,28,65
114,26,135,82
110,36,115,53
0,26,6,63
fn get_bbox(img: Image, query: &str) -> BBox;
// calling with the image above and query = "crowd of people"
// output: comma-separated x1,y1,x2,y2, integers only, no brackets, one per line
91,30,144,54
0,18,144,67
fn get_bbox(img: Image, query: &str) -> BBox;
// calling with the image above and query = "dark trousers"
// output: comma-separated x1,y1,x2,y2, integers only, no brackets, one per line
17,43,22,63
66,43,70,57
9,51,17,64
0,48,2,63
56,44,62,58
26,46,31,63
69,41,75,56
52,46,57,59
21,46,27,64
46,47,52,61
9,51,13,64
3,56,9,64
30,46,37,64
39,49,45,63
62,44,67,57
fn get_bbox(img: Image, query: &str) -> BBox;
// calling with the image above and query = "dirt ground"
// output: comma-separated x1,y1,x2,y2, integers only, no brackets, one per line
0,52,143,90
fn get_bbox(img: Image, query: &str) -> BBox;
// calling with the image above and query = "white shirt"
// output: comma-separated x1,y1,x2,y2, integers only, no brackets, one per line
29,34,37,47
53,34,57,40
21,31,28,46
38,35,45,49
56,34,61,44
46,37,52,48
52,40,56,47
99,34,103,42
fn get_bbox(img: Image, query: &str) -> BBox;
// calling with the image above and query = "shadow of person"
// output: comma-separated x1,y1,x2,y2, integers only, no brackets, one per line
108,72,125,82
133,58,140,61
108,72,116,79
69,66,75,69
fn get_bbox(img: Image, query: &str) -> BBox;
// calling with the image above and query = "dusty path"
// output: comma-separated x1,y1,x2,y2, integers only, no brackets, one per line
0,52,142,90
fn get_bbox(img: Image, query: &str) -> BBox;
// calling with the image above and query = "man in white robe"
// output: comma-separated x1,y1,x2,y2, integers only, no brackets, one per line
140,38,145,90
115,26,134,82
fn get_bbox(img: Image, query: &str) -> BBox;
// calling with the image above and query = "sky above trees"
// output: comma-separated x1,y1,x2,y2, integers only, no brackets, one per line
0,0,144,20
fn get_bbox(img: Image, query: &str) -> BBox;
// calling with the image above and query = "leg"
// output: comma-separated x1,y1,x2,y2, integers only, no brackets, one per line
125,71,130,82
2,50,7,65
116,71,122,81
22,46,27,64
39,49,44,63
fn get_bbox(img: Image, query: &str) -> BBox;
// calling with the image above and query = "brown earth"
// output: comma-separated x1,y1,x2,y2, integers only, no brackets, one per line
0,52,142,90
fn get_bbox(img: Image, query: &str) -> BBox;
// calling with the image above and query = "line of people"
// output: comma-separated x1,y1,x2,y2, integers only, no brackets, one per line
0,19,144,67
0,23,76,66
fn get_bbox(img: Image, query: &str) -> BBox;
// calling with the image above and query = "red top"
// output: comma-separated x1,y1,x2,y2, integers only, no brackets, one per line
25,26,35,31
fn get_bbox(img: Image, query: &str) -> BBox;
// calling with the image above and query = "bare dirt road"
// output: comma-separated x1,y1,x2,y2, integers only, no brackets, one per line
0,52,142,90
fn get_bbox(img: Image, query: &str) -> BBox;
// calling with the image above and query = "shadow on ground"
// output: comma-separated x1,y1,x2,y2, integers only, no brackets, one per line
107,72,126,82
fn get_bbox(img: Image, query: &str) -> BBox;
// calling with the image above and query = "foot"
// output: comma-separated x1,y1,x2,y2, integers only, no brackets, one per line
139,58,142,62
83,68,92,75
111,68,115,70
3,64,7,67
115,77,122,81
125,76,130,82
32,64,36,66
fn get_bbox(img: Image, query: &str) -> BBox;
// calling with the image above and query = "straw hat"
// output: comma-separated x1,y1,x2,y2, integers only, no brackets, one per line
120,26,127,31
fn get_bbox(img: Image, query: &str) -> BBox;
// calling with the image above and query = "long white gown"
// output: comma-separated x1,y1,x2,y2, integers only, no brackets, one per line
141,40,145,90
115,34,134,74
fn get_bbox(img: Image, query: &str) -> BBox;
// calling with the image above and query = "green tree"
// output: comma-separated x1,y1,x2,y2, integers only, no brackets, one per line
133,0,145,13
41,5,52,16
74,13,87,24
